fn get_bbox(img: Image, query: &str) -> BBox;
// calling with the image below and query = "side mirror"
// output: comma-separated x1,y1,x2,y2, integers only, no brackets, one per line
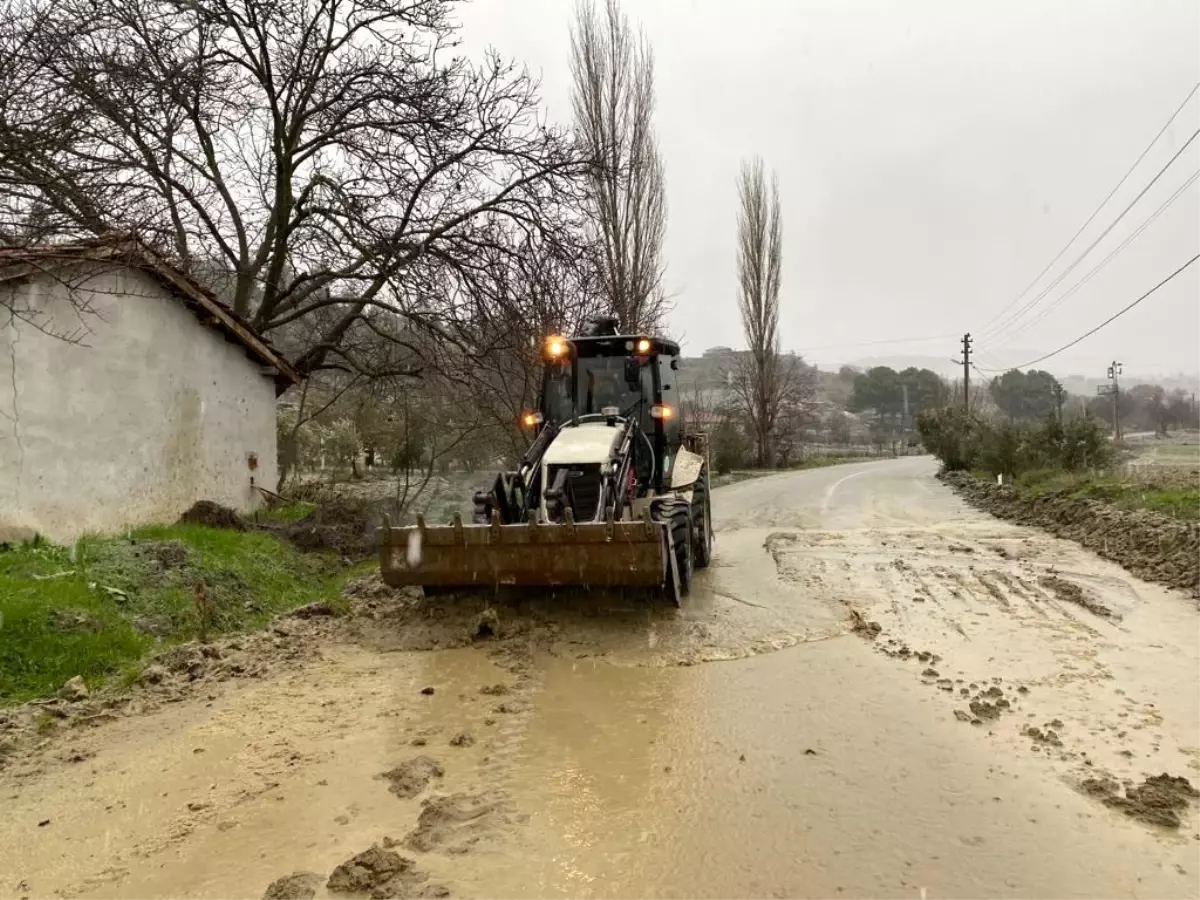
623,357,642,389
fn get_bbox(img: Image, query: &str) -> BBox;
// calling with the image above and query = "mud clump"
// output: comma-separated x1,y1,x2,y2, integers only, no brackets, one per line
956,683,1011,724
940,471,1199,599
326,845,448,899
178,501,247,531
479,684,510,696
404,791,511,855
1080,773,1200,829
493,699,531,715
380,756,444,799
1038,575,1118,620
283,498,377,559
849,609,882,639
288,600,337,619
262,872,323,900
1024,725,1062,747
154,541,189,569
338,576,479,653
969,700,1003,721
473,608,500,640
1081,776,1122,798
449,732,475,748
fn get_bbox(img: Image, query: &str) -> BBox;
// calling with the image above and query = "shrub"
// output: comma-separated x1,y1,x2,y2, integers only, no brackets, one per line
920,408,1114,478
916,407,980,472
712,417,752,474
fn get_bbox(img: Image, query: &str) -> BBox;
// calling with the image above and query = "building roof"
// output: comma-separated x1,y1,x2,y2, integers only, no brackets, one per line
0,236,300,393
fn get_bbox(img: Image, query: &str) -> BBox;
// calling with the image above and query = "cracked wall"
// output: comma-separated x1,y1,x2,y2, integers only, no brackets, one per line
0,265,278,543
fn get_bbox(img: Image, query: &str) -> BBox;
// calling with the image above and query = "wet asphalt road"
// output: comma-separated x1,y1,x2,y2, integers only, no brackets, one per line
3,457,1198,899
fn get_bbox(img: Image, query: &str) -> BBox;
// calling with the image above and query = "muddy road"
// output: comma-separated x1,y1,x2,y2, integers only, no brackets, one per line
4,457,1199,899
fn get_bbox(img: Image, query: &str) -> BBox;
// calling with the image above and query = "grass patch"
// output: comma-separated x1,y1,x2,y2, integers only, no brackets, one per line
0,524,357,705
1014,469,1199,521
252,501,317,524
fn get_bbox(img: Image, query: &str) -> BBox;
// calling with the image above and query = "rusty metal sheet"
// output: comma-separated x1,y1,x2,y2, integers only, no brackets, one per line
378,514,669,589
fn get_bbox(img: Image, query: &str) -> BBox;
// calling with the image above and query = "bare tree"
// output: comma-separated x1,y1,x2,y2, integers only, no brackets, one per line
570,0,667,333
0,0,586,377
731,157,794,467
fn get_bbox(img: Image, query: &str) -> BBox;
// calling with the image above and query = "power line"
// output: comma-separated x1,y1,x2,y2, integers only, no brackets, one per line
978,253,1199,372
985,167,1199,348
980,126,1200,343
977,82,1200,336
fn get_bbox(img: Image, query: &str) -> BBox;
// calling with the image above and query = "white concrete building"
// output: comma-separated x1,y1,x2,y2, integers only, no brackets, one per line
0,238,299,543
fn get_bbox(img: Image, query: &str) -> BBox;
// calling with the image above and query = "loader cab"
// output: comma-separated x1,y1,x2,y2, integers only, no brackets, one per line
538,324,682,491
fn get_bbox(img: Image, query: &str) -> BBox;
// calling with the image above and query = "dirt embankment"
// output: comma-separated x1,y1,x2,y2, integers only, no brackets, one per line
179,498,381,559
940,472,1199,598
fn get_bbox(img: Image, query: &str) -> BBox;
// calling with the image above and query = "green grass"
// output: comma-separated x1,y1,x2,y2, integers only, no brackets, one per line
0,524,356,706
714,455,887,485
0,545,150,706
792,454,884,471
1014,469,1199,521
252,501,317,523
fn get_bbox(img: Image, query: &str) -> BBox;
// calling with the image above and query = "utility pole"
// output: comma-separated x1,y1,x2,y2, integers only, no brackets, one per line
1108,360,1122,440
961,333,972,412
902,382,910,442
1052,382,1066,424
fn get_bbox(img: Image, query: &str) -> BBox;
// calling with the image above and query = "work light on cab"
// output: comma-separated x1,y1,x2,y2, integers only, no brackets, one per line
544,335,568,359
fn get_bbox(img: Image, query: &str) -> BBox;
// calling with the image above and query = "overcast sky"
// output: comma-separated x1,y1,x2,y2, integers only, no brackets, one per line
460,0,1199,378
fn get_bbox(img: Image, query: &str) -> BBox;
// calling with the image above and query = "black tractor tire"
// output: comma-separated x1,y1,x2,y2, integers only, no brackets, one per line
692,470,713,569
652,497,693,599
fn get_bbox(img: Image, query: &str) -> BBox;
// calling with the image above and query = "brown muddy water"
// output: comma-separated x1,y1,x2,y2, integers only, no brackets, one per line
2,458,1198,899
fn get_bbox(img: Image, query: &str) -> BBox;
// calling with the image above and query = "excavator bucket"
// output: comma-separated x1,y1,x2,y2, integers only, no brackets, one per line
379,510,679,602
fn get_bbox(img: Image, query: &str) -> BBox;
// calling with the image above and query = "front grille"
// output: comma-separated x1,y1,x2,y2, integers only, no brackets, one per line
547,463,603,522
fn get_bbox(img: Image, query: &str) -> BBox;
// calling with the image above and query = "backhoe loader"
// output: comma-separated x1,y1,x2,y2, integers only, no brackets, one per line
378,316,712,604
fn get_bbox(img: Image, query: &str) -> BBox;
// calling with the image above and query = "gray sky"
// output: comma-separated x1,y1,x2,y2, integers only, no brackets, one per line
461,0,1199,378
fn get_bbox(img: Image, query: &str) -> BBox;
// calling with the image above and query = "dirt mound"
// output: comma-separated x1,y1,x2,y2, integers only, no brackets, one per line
380,756,444,799
849,608,881,638
941,472,1199,599
1037,575,1118,620
283,498,378,558
262,872,323,900
154,541,189,569
340,575,518,653
1080,773,1199,828
326,845,448,899
403,791,511,855
177,501,247,531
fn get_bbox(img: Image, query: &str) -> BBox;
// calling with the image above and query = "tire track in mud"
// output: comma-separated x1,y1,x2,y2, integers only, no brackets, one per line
762,524,1200,832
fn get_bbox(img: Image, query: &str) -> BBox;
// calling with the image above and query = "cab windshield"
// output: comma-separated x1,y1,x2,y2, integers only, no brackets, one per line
544,356,651,423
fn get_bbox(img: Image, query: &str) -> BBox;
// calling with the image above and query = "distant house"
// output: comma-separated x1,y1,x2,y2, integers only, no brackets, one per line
0,238,300,543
